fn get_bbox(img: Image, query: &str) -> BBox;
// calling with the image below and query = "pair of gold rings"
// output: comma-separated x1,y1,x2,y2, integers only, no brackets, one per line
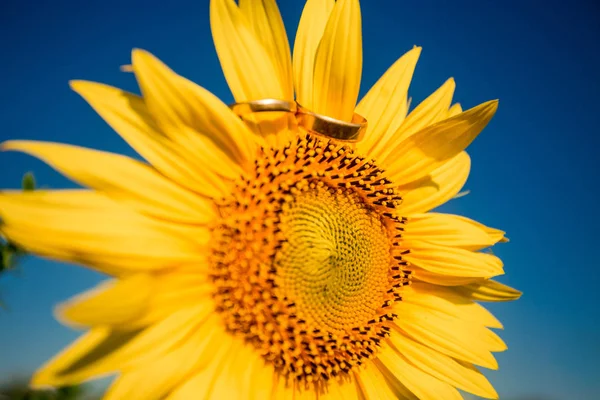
229,99,367,143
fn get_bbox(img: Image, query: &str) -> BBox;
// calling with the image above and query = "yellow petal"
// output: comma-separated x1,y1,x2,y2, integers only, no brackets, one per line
206,340,269,400
404,213,505,251
389,78,456,148
32,303,213,388
382,100,498,186
96,305,215,369
442,215,508,246
373,359,418,400
292,387,315,400
461,303,503,329
166,334,236,400
389,333,498,399
70,80,238,196
377,346,463,400
103,316,222,400
57,274,155,328
320,376,359,400
2,141,215,224
447,103,463,118
239,0,293,100
210,0,287,101
474,222,509,244
293,0,335,108
404,243,504,278
270,372,294,400
57,269,212,329
401,297,508,352
356,46,421,158
398,151,471,214
0,190,207,275
134,269,213,327
404,282,503,329
355,362,400,400
31,328,114,388
131,49,259,168
312,0,362,121
412,268,485,286
393,303,499,369
454,279,522,302
247,361,275,400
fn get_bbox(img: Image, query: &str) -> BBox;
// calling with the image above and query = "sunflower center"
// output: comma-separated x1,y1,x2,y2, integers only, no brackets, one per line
209,134,410,389
277,186,390,333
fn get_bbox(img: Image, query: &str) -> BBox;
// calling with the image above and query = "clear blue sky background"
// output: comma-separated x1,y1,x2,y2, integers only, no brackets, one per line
0,1,598,399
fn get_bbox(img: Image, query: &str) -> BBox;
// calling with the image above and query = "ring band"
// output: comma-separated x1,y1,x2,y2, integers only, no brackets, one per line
229,99,297,117
229,99,368,143
296,104,367,142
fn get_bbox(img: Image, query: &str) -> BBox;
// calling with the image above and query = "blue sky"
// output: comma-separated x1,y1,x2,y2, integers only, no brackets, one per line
0,0,598,398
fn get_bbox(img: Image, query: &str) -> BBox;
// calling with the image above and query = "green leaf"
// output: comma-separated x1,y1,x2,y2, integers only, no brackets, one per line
22,171,36,191
1,241,23,273
1,245,13,271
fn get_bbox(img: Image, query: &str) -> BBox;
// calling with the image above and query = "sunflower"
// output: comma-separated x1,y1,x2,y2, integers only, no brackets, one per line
0,0,520,398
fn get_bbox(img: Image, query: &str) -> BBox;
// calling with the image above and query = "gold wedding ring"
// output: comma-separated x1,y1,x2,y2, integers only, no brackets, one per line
296,104,367,142
229,99,297,116
229,99,368,143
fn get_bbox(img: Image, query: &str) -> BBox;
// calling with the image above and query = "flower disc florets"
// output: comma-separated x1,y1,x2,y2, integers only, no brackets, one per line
209,133,411,389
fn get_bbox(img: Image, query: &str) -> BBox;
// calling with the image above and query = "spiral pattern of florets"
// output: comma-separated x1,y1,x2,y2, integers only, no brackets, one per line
209,133,410,390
